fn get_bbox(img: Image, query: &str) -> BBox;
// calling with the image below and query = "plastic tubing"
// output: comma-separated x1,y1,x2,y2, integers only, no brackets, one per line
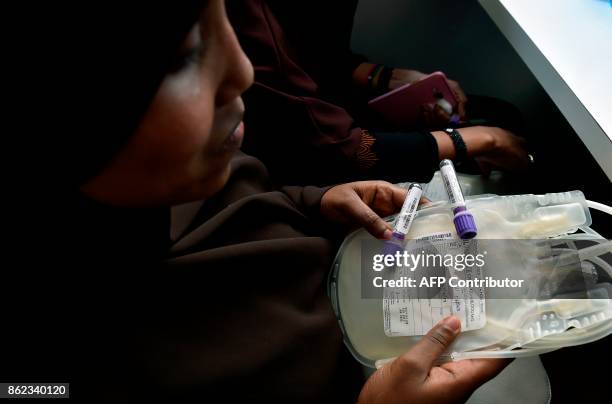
522,318,612,349
376,345,561,367
586,257,612,277
587,200,612,216
451,346,560,360
577,241,612,261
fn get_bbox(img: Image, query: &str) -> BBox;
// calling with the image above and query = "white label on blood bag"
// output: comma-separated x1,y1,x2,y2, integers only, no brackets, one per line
416,231,453,242
383,232,486,336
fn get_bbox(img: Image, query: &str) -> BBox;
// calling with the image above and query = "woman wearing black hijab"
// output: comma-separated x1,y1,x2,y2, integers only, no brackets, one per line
6,1,507,402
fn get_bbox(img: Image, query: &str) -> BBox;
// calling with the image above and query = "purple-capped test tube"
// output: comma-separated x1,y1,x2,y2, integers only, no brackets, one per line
439,159,477,239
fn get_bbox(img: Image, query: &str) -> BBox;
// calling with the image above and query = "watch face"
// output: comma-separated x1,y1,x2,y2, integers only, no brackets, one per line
445,128,453,134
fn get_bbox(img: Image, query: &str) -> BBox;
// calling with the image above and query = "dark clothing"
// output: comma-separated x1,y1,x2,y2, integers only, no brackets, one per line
228,0,440,186
156,152,364,402
228,1,530,187
11,1,366,401
19,1,206,186
257,0,366,100
6,153,364,402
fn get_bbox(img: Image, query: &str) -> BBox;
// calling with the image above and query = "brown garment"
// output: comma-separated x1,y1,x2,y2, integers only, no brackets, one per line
4,153,362,403
146,152,365,402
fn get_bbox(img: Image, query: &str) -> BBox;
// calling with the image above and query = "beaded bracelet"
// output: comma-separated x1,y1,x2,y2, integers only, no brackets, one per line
444,128,468,163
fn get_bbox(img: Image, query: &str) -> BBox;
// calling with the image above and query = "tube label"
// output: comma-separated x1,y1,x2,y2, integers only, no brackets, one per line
394,185,423,236
440,163,465,208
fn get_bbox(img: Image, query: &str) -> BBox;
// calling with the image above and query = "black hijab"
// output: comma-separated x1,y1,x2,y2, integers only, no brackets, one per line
48,1,207,184
6,0,210,394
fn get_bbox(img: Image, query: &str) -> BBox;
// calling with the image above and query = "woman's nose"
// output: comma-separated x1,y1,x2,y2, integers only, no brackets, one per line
215,23,254,107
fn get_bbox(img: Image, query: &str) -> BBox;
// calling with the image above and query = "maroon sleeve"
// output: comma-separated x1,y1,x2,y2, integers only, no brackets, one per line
265,0,366,92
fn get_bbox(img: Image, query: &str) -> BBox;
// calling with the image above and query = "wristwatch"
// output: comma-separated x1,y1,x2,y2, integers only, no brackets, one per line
444,128,468,163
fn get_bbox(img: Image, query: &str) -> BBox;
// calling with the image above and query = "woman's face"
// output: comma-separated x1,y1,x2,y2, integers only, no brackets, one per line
81,0,254,206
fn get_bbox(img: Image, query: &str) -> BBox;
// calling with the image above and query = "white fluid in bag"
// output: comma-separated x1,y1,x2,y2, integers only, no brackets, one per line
328,191,612,367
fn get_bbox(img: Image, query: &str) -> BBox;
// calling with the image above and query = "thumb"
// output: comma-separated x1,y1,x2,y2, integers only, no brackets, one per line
397,316,461,380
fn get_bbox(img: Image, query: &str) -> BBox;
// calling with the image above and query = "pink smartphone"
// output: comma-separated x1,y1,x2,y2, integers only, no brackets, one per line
368,71,458,130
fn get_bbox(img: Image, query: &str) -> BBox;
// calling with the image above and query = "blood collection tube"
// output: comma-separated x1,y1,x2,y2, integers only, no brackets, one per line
391,183,422,241
384,183,422,254
439,159,477,239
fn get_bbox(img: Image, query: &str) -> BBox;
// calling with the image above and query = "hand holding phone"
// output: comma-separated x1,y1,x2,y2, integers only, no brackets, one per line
368,72,459,130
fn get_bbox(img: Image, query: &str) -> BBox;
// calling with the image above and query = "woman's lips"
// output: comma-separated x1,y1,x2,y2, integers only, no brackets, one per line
220,120,244,152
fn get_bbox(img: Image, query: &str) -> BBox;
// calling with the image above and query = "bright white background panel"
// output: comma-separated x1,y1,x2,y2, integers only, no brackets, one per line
480,0,612,180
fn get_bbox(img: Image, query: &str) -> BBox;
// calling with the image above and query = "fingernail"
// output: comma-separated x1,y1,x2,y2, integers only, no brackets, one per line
382,229,393,240
441,316,461,334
